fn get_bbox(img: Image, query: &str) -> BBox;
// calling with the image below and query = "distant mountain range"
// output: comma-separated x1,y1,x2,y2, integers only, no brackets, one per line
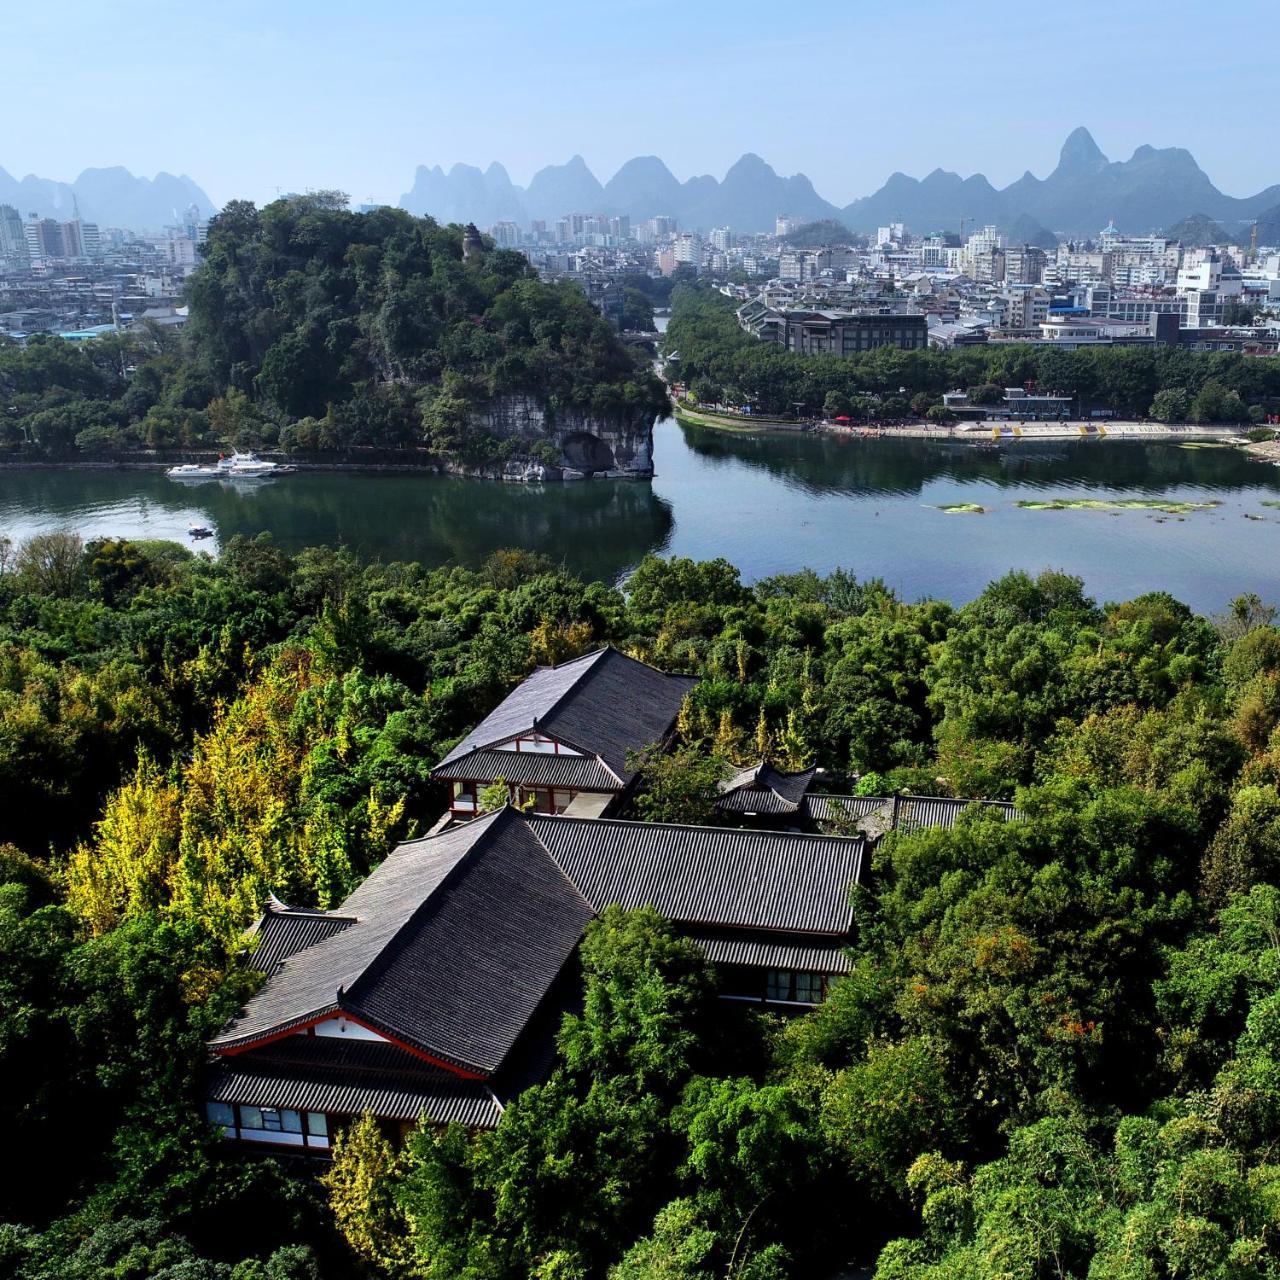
398,129,1280,241
0,166,216,231
399,152,837,236
6,130,1277,244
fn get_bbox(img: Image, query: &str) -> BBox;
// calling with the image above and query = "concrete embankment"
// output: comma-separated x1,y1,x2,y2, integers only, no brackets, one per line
847,421,1243,442
1240,435,1280,464
673,404,1244,445
672,406,809,433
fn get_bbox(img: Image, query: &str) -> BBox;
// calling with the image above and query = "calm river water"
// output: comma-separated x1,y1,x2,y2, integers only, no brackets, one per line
1,420,1279,611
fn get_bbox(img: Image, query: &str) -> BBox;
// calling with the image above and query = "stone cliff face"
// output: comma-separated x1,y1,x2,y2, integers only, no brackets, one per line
474,395,656,481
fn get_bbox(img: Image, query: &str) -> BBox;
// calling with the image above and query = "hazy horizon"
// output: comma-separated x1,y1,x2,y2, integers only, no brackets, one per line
5,0,1273,210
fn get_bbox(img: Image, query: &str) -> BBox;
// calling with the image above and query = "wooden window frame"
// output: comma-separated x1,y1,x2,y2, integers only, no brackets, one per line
450,781,479,815
212,1101,332,1151
516,786,577,815
764,968,830,1006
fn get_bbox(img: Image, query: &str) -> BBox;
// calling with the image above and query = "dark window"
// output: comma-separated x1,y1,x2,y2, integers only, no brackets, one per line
765,969,829,1004
206,1101,234,1128
451,782,479,812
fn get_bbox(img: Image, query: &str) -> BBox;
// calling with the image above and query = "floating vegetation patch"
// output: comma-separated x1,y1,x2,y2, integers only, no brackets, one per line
1177,442,1234,450
937,503,986,514
1016,498,1222,514
1261,500,1280,510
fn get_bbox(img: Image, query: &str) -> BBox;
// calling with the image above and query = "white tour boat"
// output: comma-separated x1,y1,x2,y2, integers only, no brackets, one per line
166,452,296,480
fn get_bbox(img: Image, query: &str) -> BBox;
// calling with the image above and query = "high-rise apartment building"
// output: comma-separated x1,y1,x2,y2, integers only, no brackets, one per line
1003,245,1046,284
674,233,704,268
0,204,26,263
21,215,101,264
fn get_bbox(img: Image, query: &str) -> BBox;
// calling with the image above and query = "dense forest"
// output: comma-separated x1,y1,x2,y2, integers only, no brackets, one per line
0,195,665,464
3,529,1280,1276
665,286,1280,423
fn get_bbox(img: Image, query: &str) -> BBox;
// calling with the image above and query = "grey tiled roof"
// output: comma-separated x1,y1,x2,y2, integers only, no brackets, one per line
716,762,817,814
432,749,620,792
805,793,1023,835
211,822,478,1053
249,908,355,975
435,648,696,783
347,814,593,1074
211,810,594,1075
895,795,1023,831
803,795,890,825
211,812,864,1089
208,1066,501,1128
526,814,862,935
683,931,853,973
207,1039,502,1128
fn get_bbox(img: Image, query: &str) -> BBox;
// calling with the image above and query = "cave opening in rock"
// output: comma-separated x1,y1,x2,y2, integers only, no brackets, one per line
560,432,616,472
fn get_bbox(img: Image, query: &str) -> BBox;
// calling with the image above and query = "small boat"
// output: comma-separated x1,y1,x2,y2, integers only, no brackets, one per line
166,462,221,479
187,524,214,539
218,451,294,477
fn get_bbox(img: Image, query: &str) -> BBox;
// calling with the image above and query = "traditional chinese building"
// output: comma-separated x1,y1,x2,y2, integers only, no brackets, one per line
205,806,865,1152
714,762,816,825
715,762,1023,838
432,647,696,819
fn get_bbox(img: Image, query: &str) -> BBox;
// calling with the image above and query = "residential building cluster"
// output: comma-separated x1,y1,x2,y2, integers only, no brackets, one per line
723,218,1280,357
0,201,207,343
491,204,1280,356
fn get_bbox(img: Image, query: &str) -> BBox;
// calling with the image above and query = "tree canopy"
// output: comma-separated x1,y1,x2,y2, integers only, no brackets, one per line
3,535,1280,1276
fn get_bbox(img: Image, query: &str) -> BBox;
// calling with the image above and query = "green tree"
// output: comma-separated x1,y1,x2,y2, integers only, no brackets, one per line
324,1111,417,1276
401,907,719,1278
628,744,729,825
13,530,87,597
824,390,853,419
1149,386,1189,422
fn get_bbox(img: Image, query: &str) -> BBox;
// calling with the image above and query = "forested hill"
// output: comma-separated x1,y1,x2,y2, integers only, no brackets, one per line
0,194,666,463
5,535,1280,1276
184,195,665,450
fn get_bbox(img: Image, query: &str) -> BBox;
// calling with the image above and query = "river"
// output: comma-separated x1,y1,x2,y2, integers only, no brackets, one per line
1,420,1279,611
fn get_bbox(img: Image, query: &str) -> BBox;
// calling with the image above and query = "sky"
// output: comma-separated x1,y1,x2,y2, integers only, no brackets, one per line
4,0,1273,209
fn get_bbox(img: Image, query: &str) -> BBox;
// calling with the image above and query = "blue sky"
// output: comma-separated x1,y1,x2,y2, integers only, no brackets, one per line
5,0,1271,207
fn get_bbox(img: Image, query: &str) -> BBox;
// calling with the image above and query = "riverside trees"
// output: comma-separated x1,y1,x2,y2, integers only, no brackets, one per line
665,287,1280,422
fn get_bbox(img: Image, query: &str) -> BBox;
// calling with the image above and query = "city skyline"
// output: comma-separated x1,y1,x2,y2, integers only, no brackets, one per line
5,0,1274,210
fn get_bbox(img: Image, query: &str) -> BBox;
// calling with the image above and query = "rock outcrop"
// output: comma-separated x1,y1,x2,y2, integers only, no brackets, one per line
474,395,655,479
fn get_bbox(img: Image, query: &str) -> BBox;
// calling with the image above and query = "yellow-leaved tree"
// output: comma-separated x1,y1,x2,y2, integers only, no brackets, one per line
323,1111,417,1276
67,647,405,945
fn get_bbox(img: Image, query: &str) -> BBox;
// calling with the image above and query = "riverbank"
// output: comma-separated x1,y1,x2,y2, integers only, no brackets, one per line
830,421,1244,443
673,403,1244,445
672,405,809,433
0,451,650,481
1240,435,1280,464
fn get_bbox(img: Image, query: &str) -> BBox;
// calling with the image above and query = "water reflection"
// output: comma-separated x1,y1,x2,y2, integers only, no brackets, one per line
1,422,1278,610
0,467,676,584
675,422,1271,498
